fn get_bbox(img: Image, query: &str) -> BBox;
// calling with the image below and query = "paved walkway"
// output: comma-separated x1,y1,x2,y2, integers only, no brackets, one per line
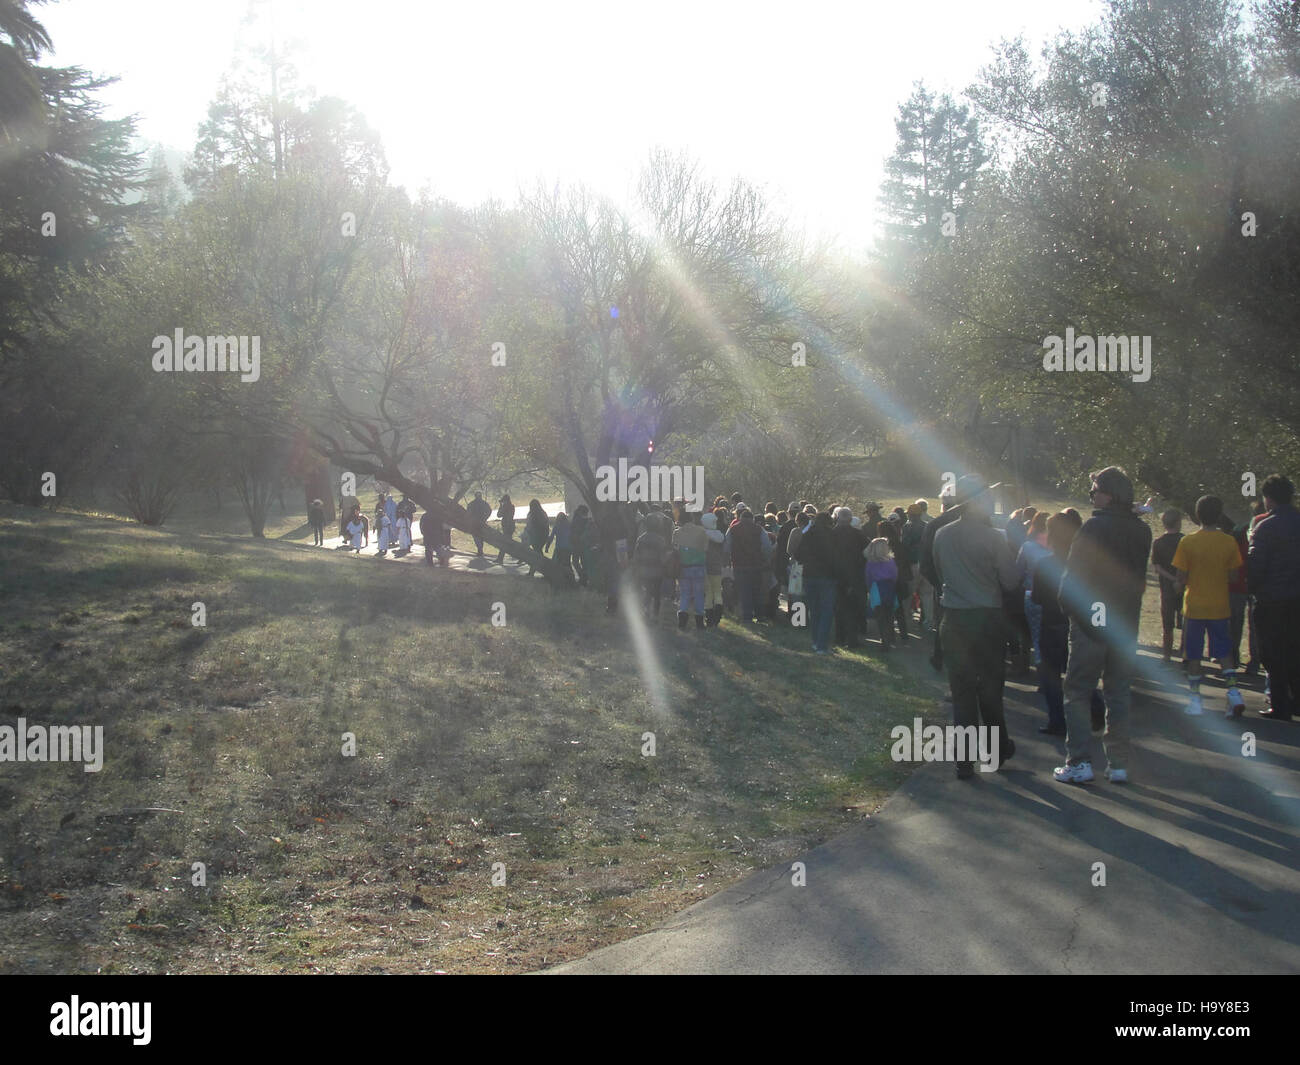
550,646,1300,974
299,530,1300,973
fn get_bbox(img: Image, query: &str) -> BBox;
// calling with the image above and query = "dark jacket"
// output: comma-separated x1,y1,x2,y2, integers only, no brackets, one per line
792,522,835,581
775,519,797,580
1058,506,1152,642
830,523,867,588
729,520,765,569
1248,503,1300,602
901,518,925,566
919,505,963,590
467,497,492,525
634,530,667,579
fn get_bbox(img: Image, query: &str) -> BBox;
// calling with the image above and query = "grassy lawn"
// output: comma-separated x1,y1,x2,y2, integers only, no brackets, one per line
0,502,938,974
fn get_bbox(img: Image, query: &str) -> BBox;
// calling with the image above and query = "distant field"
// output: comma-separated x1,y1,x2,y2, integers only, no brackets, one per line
0,502,936,974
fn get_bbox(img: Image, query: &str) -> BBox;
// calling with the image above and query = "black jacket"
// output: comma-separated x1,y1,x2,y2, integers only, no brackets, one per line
793,523,835,581
1248,503,1300,603
830,523,868,587
1059,506,1152,643
919,506,962,590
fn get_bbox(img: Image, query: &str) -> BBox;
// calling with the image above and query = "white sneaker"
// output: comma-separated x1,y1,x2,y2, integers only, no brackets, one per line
1105,767,1128,783
1185,693,1204,716
1053,760,1095,784
1226,688,1245,719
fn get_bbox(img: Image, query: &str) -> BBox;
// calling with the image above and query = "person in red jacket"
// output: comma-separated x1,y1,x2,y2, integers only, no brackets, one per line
726,508,766,623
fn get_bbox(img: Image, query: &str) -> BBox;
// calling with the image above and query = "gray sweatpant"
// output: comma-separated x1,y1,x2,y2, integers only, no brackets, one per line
1064,620,1136,769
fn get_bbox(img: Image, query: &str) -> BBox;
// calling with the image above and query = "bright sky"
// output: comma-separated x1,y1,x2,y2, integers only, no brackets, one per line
42,0,1102,255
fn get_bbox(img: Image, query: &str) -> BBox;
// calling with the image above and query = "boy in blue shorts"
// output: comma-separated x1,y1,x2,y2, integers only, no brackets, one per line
1172,495,1246,717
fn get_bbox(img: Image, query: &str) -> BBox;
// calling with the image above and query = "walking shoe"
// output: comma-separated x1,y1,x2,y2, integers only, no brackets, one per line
1053,760,1094,784
1185,693,1204,716
1226,688,1245,719
1104,766,1128,783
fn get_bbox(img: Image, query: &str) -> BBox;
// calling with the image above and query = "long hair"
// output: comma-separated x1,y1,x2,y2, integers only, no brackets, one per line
1046,511,1082,558
865,537,892,563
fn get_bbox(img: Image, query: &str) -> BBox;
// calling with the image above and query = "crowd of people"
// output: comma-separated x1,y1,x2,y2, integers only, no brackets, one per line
320,466,1300,786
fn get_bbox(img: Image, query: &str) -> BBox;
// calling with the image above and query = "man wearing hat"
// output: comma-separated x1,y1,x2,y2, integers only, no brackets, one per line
931,475,1021,777
1054,466,1153,783
919,484,968,672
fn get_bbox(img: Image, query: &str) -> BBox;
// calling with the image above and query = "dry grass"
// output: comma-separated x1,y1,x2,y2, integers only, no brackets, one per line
0,502,934,973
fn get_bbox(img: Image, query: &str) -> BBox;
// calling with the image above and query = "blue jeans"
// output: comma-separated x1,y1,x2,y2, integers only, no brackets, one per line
804,577,836,652
1024,591,1043,659
678,565,706,615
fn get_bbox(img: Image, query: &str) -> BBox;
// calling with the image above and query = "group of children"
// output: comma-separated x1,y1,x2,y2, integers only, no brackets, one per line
341,492,425,558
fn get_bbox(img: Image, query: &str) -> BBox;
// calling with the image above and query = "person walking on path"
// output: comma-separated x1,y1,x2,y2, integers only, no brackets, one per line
702,511,727,627
524,499,550,577
931,475,1020,779
1150,508,1185,661
727,508,766,624
634,512,669,619
1173,496,1246,718
1053,466,1152,784
1247,473,1300,722
831,507,868,648
1017,511,1050,664
792,510,836,654
570,505,592,585
309,499,326,547
919,488,965,673
374,497,392,557
672,510,710,630
496,494,516,565
1031,510,1095,736
419,508,437,565
864,537,899,651
902,503,928,628
466,492,493,557
551,511,573,585
345,509,366,553
396,495,414,553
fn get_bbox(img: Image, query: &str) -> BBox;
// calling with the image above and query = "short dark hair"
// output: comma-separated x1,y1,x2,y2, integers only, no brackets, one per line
1161,508,1181,530
1194,495,1223,527
1262,474,1294,505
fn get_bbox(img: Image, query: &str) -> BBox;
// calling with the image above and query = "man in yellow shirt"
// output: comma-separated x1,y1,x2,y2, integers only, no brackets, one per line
1173,495,1246,717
